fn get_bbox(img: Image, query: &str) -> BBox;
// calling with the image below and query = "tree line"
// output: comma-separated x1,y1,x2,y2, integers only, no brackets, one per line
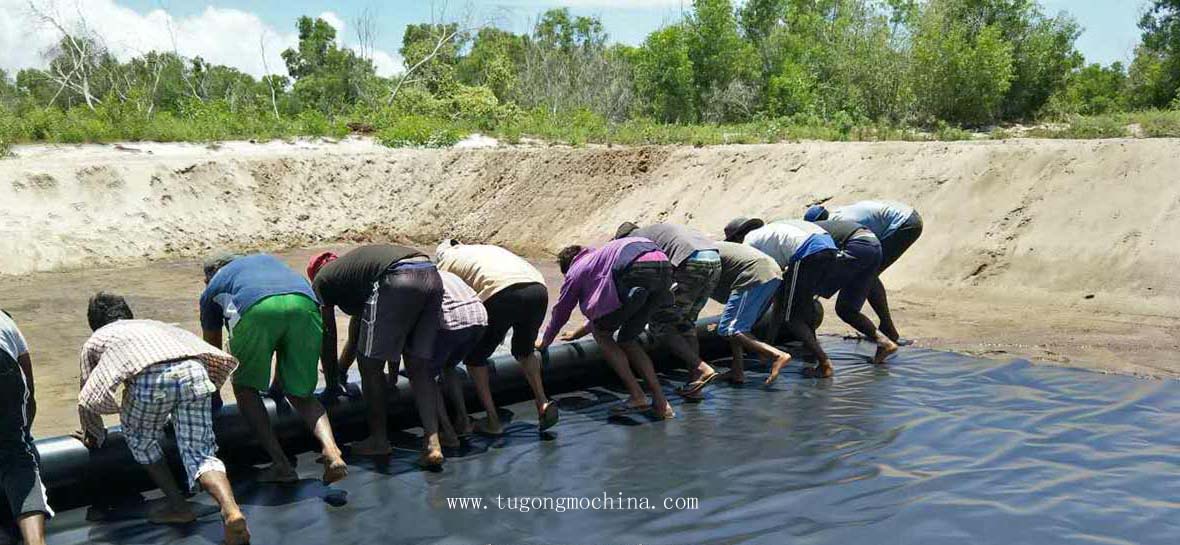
1,0,1179,148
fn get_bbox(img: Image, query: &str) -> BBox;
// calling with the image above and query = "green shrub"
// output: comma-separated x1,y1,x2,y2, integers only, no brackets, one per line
376,115,466,147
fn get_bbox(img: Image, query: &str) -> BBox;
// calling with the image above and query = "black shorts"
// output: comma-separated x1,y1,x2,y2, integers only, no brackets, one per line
782,249,837,327
358,263,444,363
879,211,923,272
0,354,52,523
832,236,883,319
465,282,548,366
431,325,485,375
594,261,674,343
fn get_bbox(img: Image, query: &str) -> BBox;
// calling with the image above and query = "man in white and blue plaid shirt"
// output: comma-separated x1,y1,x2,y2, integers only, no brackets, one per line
78,293,249,545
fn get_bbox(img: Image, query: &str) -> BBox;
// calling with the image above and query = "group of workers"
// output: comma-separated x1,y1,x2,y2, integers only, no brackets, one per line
0,200,922,545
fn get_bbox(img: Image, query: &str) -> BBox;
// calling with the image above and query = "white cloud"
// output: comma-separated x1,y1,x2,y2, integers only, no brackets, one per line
0,0,402,79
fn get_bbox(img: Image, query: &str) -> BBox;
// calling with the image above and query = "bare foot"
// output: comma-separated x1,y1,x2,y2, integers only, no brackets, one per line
351,437,392,456
651,403,676,420
256,464,298,484
764,354,793,385
223,511,250,545
322,457,348,484
473,417,504,436
419,448,444,468
873,339,899,364
148,503,197,525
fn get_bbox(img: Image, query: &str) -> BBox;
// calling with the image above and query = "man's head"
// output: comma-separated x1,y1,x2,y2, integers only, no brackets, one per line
87,292,133,331
306,251,338,281
557,245,585,274
203,252,241,284
723,217,765,243
804,205,829,222
613,222,640,240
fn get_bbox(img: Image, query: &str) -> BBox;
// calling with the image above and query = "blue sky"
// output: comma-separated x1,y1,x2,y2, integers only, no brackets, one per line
0,1,1149,78
119,0,1144,65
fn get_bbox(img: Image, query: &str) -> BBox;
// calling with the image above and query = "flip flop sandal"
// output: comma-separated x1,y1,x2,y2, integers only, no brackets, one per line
538,402,560,431
679,372,721,396
609,402,651,416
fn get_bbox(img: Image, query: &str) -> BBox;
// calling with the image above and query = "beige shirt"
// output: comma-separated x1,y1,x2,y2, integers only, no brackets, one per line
436,244,545,301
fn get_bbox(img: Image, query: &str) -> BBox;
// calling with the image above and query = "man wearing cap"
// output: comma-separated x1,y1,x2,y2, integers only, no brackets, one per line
0,310,49,545
435,240,557,435
80,293,249,544
813,220,899,364
804,201,923,343
538,238,676,419
724,217,838,380
709,242,793,385
307,245,446,464
200,253,347,484
613,223,722,396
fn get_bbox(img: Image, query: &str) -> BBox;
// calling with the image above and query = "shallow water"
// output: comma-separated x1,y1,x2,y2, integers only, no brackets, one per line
46,340,1179,545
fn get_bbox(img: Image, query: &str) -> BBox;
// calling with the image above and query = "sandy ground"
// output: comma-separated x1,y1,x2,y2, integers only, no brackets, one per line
1,138,1177,436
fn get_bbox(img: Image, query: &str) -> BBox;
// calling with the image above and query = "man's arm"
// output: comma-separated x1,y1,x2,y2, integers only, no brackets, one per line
339,316,360,374
203,328,224,351
538,278,579,349
17,353,34,427
76,346,106,448
560,322,592,342
319,305,346,389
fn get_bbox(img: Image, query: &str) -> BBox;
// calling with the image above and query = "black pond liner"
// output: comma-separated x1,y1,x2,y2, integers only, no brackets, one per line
37,333,1180,545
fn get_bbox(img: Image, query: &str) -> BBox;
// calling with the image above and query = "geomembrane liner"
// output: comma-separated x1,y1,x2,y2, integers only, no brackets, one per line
42,339,1179,545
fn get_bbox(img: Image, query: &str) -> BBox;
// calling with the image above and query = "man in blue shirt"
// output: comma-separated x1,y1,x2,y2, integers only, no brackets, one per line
200,253,347,485
805,201,924,344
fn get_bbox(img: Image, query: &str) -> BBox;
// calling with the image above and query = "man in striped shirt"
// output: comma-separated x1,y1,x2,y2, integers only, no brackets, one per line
433,271,488,450
0,310,49,545
77,293,249,545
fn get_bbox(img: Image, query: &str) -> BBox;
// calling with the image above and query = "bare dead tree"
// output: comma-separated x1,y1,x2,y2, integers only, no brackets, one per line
386,0,486,106
258,32,280,119
160,0,204,103
26,0,104,110
353,6,379,63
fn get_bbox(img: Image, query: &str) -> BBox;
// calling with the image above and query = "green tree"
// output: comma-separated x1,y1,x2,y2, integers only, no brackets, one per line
1047,62,1127,116
399,23,467,97
281,16,375,113
686,0,759,122
912,2,1015,125
633,24,696,122
457,28,526,101
1127,0,1180,107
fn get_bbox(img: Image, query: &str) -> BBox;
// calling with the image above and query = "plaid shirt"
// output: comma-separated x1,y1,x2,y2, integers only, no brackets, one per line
439,271,488,331
78,319,237,446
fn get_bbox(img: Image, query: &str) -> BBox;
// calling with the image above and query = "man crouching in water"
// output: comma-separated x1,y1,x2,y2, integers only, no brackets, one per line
77,293,249,544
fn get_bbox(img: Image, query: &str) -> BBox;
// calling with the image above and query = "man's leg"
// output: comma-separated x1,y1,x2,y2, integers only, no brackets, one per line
353,354,392,456
735,333,792,384
232,384,297,482
141,460,197,523
174,391,249,545
16,513,46,545
440,366,471,435
286,394,347,483
620,341,673,418
591,330,649,408
197,472,249,545
725,337,747,383
122,383,199,522
406,357,444,466
519,351,558,429
837,299,898,364
866,278,900,342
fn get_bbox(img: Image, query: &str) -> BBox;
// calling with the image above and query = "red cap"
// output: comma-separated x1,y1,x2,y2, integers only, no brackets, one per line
307,251,338,280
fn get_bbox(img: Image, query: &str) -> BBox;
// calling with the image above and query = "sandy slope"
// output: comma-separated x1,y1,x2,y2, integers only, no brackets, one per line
0,137,1177,434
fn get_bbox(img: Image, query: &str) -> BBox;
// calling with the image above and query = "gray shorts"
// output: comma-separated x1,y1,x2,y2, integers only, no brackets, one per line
358,262,444,363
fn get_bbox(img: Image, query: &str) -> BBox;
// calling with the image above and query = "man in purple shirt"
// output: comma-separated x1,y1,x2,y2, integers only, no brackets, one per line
537,238,676,419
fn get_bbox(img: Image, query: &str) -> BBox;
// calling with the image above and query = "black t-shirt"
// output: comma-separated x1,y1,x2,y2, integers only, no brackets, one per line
312,244,425,315
815,220,871,247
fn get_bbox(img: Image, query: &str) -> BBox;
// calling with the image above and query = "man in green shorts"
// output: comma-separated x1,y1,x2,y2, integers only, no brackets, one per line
200,253,347,484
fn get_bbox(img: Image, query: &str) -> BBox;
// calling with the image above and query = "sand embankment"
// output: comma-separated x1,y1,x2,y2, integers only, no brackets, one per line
2,137,1180,382
4,138,1178,316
